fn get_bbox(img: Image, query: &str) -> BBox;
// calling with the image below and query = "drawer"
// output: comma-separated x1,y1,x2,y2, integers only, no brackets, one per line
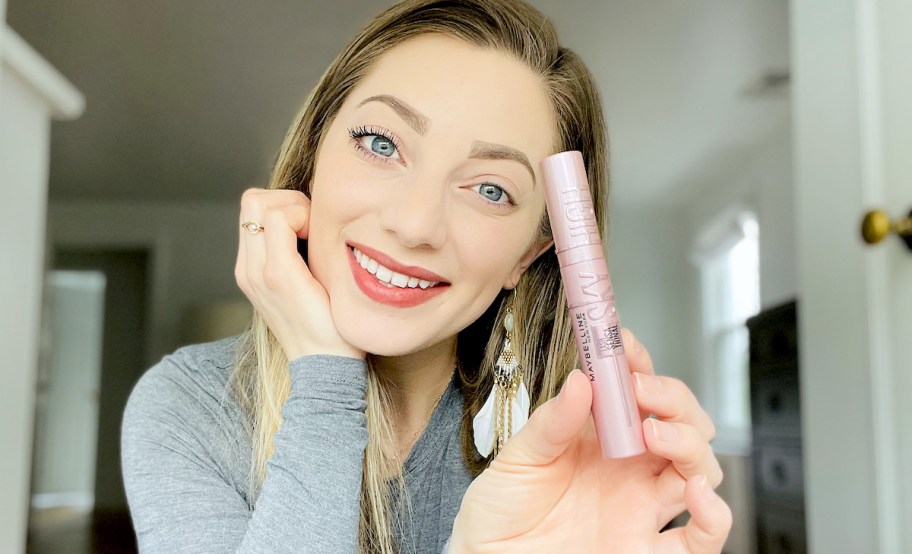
755,445,804,506
758,508,807,554
749,323,798,364
751,374,801,439
747,301,798,364
750,359,799,380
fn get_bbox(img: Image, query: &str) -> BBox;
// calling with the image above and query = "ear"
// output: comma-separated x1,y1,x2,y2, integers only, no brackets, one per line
502,238,555,290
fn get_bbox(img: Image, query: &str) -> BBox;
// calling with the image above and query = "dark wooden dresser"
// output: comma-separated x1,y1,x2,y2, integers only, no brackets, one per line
747,300,807,553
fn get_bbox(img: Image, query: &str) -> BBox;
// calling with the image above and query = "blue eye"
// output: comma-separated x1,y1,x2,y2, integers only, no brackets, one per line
365,135,397,157
348,126,401,162
473,183,513,206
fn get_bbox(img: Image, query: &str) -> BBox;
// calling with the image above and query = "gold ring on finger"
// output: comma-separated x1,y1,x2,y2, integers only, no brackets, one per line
241,220,265,234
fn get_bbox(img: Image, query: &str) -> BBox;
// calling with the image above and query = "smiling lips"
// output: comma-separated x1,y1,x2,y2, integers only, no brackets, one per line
347,242,449,307
354,247,439,289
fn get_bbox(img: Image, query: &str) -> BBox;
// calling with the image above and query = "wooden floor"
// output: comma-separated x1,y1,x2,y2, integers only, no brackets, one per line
26,507,137,554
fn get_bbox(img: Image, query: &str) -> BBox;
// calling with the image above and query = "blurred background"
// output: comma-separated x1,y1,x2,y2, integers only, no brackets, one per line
1,0,909,553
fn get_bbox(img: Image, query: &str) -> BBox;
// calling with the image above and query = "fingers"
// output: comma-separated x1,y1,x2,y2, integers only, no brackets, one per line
236,187,312,293
647,417,724,528
650,463,685,528
646,420,724,489
621,327,654,376
238,187,310,232
621,327,722,491
654,475,732,553
622,327,664,422
633,373,716,442
261,204,312,290
496,369,592,467
622,327,715,443
234,186,360,360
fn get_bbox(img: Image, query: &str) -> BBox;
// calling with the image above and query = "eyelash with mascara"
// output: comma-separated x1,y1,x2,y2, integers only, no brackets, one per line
347,125,402,164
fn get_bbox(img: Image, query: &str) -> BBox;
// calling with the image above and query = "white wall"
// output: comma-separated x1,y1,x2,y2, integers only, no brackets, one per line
611,121,796,398
608,203,695,388
47,200,248,367
751,126,797,310
680,123,796,311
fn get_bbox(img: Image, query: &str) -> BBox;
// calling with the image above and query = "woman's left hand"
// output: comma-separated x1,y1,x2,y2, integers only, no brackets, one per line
449,328,731,553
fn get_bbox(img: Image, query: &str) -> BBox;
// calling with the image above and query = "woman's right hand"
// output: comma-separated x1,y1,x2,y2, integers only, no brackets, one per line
234,187,364,361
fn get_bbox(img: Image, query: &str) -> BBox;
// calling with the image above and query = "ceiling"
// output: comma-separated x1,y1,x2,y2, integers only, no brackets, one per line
7,0,790,207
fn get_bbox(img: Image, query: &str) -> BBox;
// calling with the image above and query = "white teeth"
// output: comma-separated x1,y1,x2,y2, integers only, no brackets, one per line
375,265,393,283
352,247,441,289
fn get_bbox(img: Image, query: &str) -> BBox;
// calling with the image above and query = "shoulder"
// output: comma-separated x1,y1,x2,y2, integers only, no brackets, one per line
121,333,254,511
122,332,248,446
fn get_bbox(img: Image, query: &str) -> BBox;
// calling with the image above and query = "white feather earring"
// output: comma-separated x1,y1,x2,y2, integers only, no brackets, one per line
473,304,531,457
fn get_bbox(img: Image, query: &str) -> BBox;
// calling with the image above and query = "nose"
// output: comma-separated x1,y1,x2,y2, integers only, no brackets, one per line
379,174,448,249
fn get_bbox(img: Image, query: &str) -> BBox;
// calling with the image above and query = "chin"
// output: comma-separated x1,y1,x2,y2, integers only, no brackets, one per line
336,320,428,357
330,303,432,357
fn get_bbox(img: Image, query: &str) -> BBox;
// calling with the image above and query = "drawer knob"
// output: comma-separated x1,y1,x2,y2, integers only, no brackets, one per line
772,461,788,484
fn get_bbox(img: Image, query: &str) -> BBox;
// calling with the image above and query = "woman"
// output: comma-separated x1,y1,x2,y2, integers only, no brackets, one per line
121,0,731,552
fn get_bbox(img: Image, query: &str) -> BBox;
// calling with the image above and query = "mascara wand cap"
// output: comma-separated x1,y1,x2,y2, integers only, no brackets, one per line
540,151,600,253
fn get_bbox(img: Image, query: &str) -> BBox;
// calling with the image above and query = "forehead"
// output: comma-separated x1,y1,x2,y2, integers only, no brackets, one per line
344,34,557,157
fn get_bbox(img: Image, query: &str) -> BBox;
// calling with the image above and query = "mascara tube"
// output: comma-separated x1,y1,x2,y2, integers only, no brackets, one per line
540,151,646,459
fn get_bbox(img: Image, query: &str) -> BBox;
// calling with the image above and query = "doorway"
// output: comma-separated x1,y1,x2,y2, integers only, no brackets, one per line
27,248,149,553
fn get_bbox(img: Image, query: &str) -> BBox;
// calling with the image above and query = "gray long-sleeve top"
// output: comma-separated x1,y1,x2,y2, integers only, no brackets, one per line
121,333,474,553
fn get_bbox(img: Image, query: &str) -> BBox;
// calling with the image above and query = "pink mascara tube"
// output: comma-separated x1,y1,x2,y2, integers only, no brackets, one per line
540,151,646,459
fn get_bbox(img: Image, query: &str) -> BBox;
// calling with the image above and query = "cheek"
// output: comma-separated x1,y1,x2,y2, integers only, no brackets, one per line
307,177,383,283
309,151,376,232
311,152,389,220
307,174,352,283
457,221,530,285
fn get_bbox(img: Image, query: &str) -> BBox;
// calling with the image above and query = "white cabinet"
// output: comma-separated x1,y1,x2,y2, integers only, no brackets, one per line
0,24,83,554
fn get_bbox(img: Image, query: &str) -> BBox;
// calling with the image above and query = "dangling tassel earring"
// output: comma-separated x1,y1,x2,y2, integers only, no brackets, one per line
473,302,531,457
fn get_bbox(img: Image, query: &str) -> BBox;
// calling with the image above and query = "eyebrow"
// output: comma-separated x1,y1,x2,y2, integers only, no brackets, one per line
356,94,536,186
358,95,430,136
468,141,536,186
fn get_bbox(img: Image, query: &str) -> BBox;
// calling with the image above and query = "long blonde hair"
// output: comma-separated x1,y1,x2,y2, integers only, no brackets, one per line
228,0,611,551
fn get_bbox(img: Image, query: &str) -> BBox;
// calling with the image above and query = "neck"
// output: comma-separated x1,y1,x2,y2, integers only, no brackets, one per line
374,335,458,457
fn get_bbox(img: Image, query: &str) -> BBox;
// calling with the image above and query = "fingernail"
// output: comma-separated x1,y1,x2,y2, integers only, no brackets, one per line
634,372,661,394
650,419,677,441
620,326,631,343
558,370,577,402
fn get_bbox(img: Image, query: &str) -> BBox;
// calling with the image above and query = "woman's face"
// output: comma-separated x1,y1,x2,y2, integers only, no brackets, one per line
308,34,557,356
